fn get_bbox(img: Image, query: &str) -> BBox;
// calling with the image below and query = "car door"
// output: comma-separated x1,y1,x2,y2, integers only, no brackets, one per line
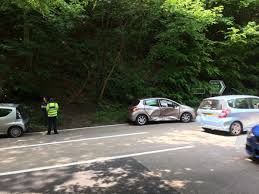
159,99,180,121
143,99,161,121
231,98,254,129
0,108,13,133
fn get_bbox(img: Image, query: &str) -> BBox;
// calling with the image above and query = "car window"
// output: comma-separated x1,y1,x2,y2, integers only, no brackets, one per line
251,98,259,109
160,100,177,108
0,108,12,117
234,98,250,109
144,99,159,107
227,99,235,108
199,99,221,110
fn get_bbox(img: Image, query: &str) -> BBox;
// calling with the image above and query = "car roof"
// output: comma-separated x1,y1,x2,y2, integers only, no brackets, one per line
0,103,19,108
204,95,259,100
139,97,176,101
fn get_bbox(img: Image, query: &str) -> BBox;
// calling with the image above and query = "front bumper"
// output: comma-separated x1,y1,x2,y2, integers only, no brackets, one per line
246,137,259,158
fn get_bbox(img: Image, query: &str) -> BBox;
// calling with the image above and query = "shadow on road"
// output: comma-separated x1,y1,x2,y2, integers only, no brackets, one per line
202,129,247,137
250,157,259,165
0,158,179,194
202,129,230,136
128,120,194,126
0,134,8,139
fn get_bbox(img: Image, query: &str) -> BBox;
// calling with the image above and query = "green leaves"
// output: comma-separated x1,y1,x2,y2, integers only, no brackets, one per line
226,22,259,44
0,0,258,104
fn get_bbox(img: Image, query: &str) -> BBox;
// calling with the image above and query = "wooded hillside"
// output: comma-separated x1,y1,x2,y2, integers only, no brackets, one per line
1,0,258,106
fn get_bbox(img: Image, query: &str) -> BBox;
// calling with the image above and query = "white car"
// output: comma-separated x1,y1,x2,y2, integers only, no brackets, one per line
0,104,29,137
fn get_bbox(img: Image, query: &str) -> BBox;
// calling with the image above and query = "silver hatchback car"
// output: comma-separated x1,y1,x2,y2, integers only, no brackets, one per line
0,104,29,137
128,98,196,125
197,95,259,136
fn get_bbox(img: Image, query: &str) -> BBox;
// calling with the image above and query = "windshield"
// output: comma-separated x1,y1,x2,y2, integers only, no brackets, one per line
199,99,222,110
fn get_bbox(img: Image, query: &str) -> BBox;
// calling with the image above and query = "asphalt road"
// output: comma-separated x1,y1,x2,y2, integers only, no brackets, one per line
0,122,258,194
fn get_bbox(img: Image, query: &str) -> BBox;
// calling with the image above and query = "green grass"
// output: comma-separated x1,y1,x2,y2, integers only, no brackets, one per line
89,105,127,125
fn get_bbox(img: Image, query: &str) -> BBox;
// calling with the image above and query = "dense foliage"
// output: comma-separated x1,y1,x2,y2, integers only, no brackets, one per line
0,0,258,106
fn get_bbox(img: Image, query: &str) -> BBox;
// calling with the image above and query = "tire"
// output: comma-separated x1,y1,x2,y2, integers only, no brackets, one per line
180,112,192,123
136,114,148,126
8,126,23,138
229,121,243,136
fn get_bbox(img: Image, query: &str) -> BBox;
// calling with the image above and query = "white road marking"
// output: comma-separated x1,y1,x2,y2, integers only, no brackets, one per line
0,145,194,176
30,123,128,134
0,132,148,151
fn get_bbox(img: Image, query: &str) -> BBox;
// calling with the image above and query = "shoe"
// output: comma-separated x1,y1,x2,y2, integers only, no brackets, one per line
46,133,51,135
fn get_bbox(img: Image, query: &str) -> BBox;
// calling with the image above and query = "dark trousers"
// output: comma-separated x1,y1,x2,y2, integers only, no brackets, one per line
48,116,57,134
42,109,48,126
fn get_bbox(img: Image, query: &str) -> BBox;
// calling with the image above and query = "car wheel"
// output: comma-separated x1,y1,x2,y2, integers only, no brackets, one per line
180,112,192,123
8,126,23,138
229,122,243,136
136,114,148,125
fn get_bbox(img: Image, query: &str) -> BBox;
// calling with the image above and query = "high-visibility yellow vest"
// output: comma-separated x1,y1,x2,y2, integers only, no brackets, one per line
46,102,59,117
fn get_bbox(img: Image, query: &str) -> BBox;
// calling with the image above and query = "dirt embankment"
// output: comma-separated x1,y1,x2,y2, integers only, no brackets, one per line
60,103,97,128
29,102,98,132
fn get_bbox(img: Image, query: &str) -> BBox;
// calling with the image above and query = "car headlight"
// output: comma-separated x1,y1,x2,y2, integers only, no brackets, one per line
247,128,255,138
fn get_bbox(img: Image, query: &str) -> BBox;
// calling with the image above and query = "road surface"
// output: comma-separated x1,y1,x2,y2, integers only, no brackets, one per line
0,122,258,194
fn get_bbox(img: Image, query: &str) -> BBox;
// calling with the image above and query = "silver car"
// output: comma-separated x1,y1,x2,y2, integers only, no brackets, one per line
0,104,29,137
128,98,196,125
197,95,259,136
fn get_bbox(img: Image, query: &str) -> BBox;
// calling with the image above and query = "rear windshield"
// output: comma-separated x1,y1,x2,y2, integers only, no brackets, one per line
199,99,222,110
130,99,140,106
17,105,28,119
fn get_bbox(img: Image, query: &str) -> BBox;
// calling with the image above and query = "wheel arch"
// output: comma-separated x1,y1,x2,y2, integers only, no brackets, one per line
230,120,243,129
229,120,243,135
135,114,149,125
180,112,193,120
8,125,24,132
135,113,150,122
8,125,24,137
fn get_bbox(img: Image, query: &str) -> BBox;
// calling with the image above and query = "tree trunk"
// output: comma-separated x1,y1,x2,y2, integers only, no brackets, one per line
69,71,91,103
98,35,124,101
23,11,29,45
95,10,111,102
23,11,33,71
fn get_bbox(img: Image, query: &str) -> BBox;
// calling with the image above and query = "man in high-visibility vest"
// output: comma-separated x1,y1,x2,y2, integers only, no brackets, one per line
46,98,59,135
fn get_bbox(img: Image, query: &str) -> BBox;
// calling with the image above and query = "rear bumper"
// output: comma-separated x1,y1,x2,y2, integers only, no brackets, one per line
19,118,30,132
196,116,231,131
246,137,259,158
128,113,137,122
23,121,30,132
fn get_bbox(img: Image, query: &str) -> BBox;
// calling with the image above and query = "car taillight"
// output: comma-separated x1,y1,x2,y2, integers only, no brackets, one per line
16,111,22,119
130,107,139,112
218,109,231,118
